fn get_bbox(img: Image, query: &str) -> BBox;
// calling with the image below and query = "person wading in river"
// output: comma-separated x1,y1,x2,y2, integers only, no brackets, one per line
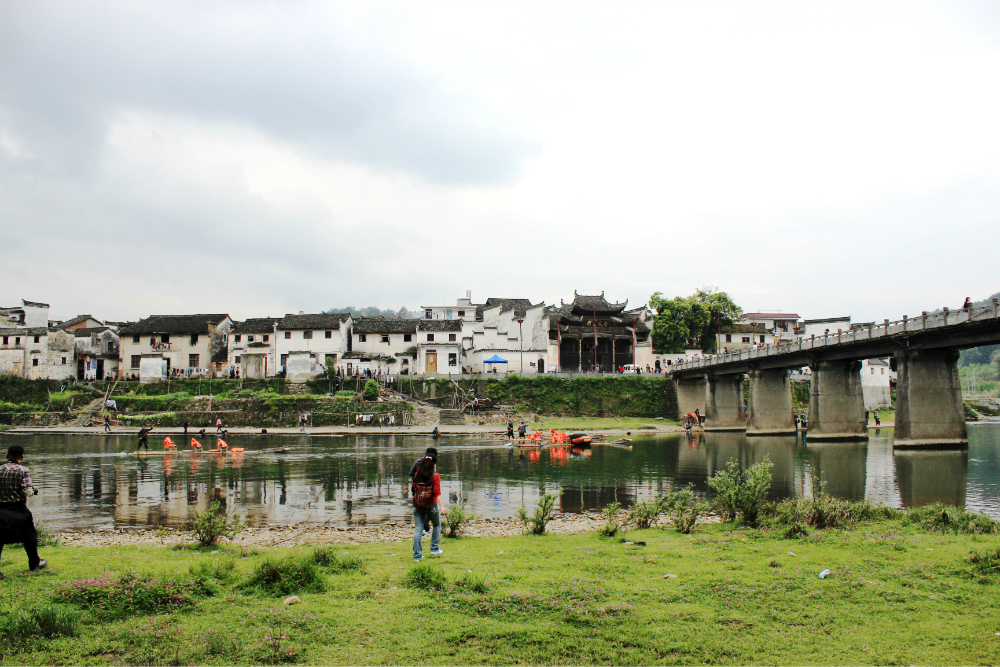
0,445,46,576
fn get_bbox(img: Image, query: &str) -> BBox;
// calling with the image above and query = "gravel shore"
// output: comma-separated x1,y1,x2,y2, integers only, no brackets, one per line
56,512,722,548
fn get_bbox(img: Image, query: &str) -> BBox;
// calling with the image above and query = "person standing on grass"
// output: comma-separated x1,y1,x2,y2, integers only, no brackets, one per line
874,411,881,426
411,456,442,561
0,445,46,576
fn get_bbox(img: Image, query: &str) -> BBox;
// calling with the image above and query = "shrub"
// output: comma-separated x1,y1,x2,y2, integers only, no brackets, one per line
243,556,327,596
627,498,666,530
54,572,210,619
661,484,706,534
784,523,809,539
517,491,562,535
443,503,477,538
402,563,447,590
311,547,364,572
0,604,80,640
456,571,490,593
363,380,379,401
707,457,773,526
906,503,999,535
601,501,623,537
36,521,61,547
184,501,245,546
767,491,898,529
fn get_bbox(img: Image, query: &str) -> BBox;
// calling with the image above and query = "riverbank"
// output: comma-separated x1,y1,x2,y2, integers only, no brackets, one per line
3,518,999,665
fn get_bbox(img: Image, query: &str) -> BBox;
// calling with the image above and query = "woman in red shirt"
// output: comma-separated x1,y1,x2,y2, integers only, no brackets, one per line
412,456,442,561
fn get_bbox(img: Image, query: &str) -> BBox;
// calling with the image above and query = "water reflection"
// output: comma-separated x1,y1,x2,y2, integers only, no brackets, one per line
2,424,999,530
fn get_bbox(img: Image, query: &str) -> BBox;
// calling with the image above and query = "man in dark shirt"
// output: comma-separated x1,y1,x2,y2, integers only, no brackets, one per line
0,445,46,574
137,426,152,451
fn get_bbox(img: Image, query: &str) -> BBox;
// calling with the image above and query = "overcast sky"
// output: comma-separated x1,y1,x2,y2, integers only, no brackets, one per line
2,1,998,323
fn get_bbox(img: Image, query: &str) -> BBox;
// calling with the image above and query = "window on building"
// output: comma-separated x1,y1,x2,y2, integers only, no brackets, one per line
33,335,40,343
871,368,874,374
881,368,884,375
381,335,389,343
425,309,432,319
133,335,140,343
759,335,765,343
448,353,457,366
403,334,411,342
235,356,241,364
62,357,66,364
235,334,242,342
325,331,332,338
150,337,155,346
131,355,141,368
358,334,367,342
189,354,200,368
263,335,269,342
15,337,20,345
107,343,113,353
284,331,291,339
742,336,751,343
458,311,465,317
280,354,288,367
32,358,38,367
427,334,435,342
190,334,198,345
446,310,453,320
448,333,457,342
725,334,732,342
303,330,312,339
1,336,6,345
248,335,254,342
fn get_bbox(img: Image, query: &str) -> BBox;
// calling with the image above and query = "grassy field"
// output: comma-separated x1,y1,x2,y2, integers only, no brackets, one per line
2,517,1000,665
530,416,678,431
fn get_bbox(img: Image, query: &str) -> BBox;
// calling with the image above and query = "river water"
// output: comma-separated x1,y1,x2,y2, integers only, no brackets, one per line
2,425,1000,531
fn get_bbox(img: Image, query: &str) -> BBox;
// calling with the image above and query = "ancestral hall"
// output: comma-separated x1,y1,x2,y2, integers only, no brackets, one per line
548,292,650,372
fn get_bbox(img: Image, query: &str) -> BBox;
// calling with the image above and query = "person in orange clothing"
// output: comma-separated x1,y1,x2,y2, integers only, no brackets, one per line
411,456,442,561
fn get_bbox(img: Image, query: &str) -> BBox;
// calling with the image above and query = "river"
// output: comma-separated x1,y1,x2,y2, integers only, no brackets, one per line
2,424,999,530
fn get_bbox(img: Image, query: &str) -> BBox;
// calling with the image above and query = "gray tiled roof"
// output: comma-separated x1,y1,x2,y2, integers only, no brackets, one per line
353,317,418,333
0,327,48,336
278,313,350,331
233,318,280,334
73,327,113,337
58,314,101,329
475,298,534,320
120,314,230,335
571,291,627,314
418,320,463,332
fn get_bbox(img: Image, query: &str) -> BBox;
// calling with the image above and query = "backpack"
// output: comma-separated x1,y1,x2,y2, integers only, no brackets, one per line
413,480,434,509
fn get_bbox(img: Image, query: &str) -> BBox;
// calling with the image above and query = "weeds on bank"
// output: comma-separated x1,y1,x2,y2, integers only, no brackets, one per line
53,571,214,619
601,501,623,537
905,503,1000,535
708,456,773,526
0,604,79,641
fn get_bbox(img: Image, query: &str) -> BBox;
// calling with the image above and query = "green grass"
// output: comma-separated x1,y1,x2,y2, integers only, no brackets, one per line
529,416,678,431
2,518,1000,665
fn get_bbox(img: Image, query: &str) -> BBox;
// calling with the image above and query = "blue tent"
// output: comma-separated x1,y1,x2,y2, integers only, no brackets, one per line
483,354,508,364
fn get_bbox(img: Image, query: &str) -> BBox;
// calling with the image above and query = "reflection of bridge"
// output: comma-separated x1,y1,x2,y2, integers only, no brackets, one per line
670,300,1000,447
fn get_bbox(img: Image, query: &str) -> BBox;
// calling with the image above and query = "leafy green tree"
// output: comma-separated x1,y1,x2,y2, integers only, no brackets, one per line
363,379,379,401
649,288,742,353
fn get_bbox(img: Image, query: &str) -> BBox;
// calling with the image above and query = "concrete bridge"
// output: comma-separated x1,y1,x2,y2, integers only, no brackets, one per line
669,299,1000,447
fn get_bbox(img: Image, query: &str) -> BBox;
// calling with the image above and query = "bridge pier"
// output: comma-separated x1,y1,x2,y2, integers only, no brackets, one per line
747,369,796,436
676,375,707,419
894,349,967,447
705,374,746,430
807,360,868,440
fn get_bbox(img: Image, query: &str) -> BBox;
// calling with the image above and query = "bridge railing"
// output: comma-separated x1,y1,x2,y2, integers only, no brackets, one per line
670,298,1000,373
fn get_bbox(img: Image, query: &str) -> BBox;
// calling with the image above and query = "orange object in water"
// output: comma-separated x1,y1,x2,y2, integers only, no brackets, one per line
231,447,245,453
208,449,221,453
164,437,175,449
191,438,202,448
217,439,228,449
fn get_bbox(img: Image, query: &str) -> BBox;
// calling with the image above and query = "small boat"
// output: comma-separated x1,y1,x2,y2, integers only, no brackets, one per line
609,438,633,445
570,432,592,445
132,447,290,457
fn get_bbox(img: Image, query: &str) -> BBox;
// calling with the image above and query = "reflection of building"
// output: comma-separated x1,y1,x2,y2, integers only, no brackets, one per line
549,292,650,372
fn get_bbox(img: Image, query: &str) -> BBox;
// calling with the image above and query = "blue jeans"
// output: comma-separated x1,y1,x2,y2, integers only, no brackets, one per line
412,504,440,559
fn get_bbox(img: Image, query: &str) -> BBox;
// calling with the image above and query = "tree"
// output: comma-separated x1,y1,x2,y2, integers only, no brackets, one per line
649,287,742,353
